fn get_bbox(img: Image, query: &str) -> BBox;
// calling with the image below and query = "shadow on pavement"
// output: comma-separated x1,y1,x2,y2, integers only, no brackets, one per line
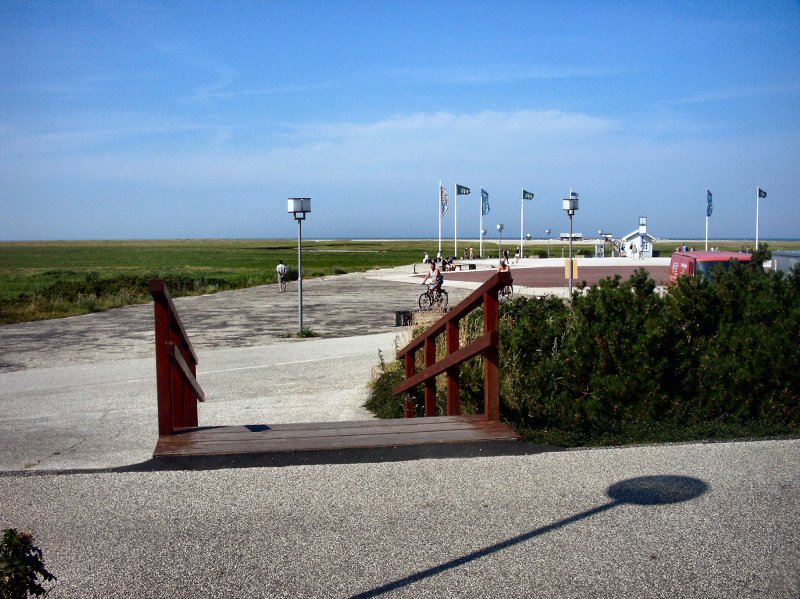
349,475,709,598
0,440,562,476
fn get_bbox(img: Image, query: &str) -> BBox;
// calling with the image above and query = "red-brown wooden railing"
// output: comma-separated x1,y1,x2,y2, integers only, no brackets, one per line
150,279,205,436
393,270,511,421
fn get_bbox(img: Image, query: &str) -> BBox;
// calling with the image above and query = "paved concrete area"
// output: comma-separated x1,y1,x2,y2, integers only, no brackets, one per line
1,262,798,598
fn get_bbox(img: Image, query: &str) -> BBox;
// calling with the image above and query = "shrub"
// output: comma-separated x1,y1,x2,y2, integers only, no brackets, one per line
366,266,800,446
0,528,56,598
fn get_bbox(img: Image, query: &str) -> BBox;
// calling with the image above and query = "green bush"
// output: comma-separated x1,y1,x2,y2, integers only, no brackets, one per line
366,266,800,446
1,528,56,598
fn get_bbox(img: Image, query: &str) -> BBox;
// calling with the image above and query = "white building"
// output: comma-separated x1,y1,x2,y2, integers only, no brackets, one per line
620,217,656,259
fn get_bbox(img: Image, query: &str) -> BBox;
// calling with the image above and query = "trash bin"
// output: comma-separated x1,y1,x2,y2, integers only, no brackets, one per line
395,310,412,326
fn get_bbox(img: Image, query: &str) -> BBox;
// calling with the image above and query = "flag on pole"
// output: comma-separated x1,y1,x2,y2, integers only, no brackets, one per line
522,189,534,200
440,186,449,216
456,184,471,195
758,188,767,199
481,188,490,215
570,191,579,199
706,189,713,217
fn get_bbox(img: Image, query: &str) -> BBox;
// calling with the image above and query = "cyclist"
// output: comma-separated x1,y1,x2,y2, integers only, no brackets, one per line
422,261,444,298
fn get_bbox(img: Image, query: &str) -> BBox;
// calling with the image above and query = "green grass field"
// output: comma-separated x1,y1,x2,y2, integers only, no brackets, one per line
1,238,798,323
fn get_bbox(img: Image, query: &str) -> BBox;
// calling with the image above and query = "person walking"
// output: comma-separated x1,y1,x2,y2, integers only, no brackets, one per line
276,260,287,292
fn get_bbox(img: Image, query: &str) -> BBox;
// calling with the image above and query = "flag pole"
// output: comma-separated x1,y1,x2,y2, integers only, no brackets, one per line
454,184,458,258
438,181,442,255
479,192,483,259
705,215,709,251
520,189,524,259
755,187,760,250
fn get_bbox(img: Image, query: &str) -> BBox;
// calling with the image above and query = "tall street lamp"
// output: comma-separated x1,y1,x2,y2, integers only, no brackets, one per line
562,192,579,296
545,228,551,258
288,197,311,334
496,223,504,259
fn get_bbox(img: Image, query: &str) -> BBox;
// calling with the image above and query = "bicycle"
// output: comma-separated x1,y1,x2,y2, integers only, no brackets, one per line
419,285,449,310
498,283,513,303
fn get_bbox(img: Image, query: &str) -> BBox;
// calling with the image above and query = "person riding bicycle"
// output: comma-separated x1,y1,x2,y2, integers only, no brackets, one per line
497,259,514,287
422,261,444,297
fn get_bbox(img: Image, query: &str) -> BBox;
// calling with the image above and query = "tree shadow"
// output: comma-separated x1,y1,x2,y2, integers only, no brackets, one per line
350,475,709,599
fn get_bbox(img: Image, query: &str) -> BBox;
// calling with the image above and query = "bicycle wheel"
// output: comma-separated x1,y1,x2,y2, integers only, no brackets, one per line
435,290,448,309
419,291,433,310
499,285,513,303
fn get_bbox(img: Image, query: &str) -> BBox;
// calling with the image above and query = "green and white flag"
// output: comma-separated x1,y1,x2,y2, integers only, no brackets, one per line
481,189,490,215
456,184,471,195
522,189,534,200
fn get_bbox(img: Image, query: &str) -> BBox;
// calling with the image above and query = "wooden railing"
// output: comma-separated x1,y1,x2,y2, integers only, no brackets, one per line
150,279,205,437
393,271,511,421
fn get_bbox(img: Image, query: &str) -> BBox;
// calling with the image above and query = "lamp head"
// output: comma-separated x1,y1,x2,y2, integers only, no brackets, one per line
288,198,311,220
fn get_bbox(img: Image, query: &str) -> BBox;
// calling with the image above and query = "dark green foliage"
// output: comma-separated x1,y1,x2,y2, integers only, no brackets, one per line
1,529,56,598
750,242,772,269
367,265,800,446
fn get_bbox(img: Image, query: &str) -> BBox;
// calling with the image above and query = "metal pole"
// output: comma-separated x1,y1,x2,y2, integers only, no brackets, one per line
454,184,458,258
498,230,502,259
438,181,442,256
568,213,574,295
755,188,760,250
520,193,524,259
479,209,483,259
297,217,303,334
705,215,708,251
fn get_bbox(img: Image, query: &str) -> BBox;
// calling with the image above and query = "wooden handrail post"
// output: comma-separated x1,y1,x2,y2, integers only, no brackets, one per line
424,337,437,416
394,270,510,421
404,351,416,418
152,283,174,436
150,278,204,436
483,287,500,421
446,320,460,415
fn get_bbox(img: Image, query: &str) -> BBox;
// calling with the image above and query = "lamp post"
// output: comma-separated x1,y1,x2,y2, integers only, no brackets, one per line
288,197,311,334
497,223,504,259
545,228,551,258
562,192,579,295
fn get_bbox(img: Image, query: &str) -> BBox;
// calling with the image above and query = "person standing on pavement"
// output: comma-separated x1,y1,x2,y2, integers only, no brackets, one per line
276,260,287,292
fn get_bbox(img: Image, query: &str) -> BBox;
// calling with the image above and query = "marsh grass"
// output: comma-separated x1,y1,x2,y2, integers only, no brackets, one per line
3,238,799,324
0,239,434,323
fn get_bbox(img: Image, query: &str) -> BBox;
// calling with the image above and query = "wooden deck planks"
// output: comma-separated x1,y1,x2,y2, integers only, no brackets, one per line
154,415,520,458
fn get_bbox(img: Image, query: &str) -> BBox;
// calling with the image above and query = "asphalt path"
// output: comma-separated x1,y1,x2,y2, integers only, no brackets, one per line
1,264,798,598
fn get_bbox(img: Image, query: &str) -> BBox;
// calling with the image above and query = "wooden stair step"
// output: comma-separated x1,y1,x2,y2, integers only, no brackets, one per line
154,415,520,458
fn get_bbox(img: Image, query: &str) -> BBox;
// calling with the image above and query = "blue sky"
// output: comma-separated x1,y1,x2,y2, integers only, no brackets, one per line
1,1,799,242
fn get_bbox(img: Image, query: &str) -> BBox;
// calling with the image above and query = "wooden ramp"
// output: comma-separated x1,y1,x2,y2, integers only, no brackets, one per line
154,415,519,458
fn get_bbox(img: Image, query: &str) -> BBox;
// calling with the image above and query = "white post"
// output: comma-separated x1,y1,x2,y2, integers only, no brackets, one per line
479,195,483,259
755,187,760,250
438,181,442,255
568,213,574,295
297,217,303,333
454,184,458,258
705,215,709,251
520,191,524,259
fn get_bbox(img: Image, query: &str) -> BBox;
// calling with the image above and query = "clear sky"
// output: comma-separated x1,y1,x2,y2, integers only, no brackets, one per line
2,1,799,242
